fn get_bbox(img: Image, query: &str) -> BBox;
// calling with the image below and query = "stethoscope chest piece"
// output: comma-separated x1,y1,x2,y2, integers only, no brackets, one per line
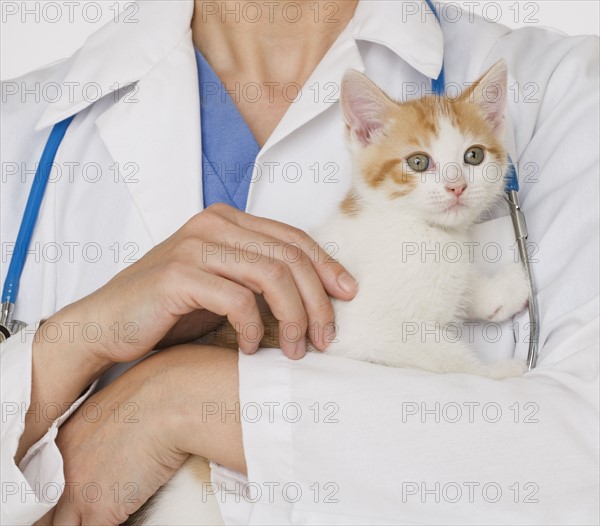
0,302,26,343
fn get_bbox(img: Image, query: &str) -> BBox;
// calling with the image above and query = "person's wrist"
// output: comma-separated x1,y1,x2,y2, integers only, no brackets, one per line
145,345,244,472
16,313,114,463
123,349,189,456
139,350,188,448
33,309,114,387
132,347,209,456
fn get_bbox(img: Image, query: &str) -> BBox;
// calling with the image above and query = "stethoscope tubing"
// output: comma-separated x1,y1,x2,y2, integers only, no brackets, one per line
2,115,75,305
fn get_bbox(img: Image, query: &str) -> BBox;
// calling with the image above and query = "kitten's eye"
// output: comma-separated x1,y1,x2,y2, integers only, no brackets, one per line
406,153,430,172
464,146,485,165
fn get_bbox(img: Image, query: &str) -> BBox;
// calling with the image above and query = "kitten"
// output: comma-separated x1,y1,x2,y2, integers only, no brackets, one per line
309,59,528,377
124,60,529,525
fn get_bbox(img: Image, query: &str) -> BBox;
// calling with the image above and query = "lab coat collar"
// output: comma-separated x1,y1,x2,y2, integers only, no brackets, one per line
256,0,444,154
35,0,444,131
352,0,444,80
35,0,194,131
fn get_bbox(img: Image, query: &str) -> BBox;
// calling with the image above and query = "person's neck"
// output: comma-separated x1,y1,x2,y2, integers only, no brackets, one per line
191,0,359,85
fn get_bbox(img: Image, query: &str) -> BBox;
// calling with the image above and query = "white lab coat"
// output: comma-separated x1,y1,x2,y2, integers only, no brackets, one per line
1,1,598,524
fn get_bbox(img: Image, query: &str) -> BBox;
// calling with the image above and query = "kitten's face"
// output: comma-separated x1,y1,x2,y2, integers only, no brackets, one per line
341,62,508,229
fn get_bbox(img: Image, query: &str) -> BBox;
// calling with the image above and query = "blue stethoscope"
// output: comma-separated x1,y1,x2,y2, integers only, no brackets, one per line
0,3,540,369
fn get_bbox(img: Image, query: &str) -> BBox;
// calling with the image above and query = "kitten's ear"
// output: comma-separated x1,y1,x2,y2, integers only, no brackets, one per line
460,60,508,133
340,70,395,146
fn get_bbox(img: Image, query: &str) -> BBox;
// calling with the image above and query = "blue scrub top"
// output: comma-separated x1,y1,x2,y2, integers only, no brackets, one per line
195,48,260,211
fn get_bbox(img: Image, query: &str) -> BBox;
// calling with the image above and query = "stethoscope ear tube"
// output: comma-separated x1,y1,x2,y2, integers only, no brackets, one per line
506,191,540,370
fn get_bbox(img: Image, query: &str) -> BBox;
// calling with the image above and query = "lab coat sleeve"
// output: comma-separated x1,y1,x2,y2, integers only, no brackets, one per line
0,326,96,526
232,33,600,525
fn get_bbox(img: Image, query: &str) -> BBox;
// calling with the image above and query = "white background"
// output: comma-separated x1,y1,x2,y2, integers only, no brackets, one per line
1,1,599,80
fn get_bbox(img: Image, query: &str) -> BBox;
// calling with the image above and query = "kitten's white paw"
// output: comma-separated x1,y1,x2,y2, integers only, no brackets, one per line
484,263,530,323
485,358,527,379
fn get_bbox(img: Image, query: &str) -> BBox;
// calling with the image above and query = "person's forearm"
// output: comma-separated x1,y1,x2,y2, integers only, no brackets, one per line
155,344,247,474
15,315,112,463
48,343,245,522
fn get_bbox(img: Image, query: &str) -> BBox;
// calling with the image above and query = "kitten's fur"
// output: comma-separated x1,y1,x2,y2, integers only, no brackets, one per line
125,60,529,525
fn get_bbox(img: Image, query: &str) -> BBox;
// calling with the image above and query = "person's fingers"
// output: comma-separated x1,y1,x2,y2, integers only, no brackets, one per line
159,265,265,354
199,246,309,359
197,226,333,352
203,204,359,301
249,242,334,351
195,208,339,350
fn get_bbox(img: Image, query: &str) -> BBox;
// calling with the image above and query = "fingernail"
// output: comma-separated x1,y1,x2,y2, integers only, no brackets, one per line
239,343,258,355
323,324,336,349
338,271,358,294
291,338,307,359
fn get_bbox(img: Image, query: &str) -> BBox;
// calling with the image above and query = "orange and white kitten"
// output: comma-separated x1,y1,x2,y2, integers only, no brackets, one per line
313,59,528,377
125,60,528,525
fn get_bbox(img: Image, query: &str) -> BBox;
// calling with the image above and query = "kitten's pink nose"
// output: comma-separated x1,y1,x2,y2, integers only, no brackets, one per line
446,185,467,197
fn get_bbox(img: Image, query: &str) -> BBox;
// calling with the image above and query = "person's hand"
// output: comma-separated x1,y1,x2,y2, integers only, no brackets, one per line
43,344,243,526
45,203,358,366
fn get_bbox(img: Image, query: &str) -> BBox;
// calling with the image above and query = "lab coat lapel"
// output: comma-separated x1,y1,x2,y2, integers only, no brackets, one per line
36,1,195,131
34,0,202,245
95,31,203,245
